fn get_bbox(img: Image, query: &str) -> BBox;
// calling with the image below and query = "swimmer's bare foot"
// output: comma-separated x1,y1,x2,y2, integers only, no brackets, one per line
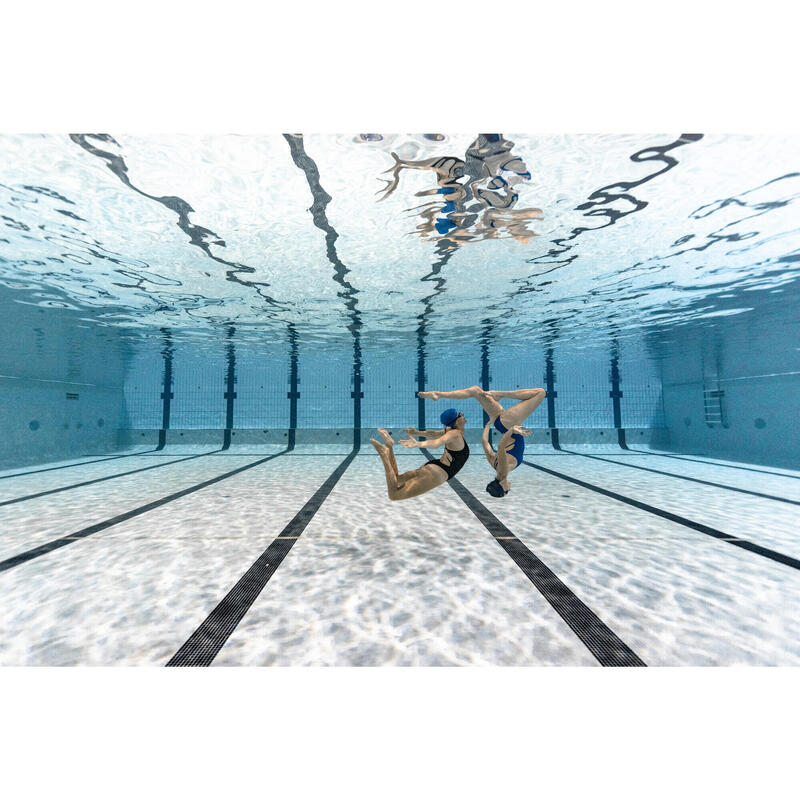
377,428,395,447
370,438,387,455
417,391,440,401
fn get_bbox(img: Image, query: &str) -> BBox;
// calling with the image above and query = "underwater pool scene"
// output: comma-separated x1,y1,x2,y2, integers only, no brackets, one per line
1,132,799,666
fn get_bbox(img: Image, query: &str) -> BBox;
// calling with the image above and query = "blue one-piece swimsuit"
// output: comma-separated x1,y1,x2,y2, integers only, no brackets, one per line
493,417,524,468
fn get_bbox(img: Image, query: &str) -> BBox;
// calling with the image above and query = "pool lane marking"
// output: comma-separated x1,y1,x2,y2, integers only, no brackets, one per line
421,450,645,667
0,450,159,481
0,450,223,507
561,450,800,506
626,448,800,480
522,459,800,572
0,450,290,575
166,448,359,667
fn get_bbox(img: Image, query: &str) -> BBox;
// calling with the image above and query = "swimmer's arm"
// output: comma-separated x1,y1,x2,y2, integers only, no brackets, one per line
399,429,457,449
481,421,496,467
495,429,515,481
403,427,445,438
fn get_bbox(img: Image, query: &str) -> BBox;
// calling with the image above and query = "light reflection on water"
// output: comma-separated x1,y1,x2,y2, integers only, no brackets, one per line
0,133,799,358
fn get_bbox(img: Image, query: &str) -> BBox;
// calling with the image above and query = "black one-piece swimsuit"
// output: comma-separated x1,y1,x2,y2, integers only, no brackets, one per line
429,441,470,480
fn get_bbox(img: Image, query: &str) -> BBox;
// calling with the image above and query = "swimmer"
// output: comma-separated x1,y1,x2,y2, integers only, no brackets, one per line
369,408,469,501
417,385,546,497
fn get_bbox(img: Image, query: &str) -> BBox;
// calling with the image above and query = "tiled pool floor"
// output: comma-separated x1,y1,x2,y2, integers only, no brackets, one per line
1,444,799,665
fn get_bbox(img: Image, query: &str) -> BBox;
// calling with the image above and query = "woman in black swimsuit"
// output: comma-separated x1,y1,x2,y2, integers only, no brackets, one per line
370,408,469,501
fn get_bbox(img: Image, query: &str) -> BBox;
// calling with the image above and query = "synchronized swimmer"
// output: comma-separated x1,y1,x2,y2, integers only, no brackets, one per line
370,384,546,501
369,408,469,501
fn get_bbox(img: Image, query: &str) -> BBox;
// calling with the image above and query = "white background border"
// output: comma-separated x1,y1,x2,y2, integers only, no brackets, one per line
2,1,798,796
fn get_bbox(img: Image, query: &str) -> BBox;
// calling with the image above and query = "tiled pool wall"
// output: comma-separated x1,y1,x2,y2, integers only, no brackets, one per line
657,291,800,469
5,282,798,470
0,289,127,469
118,334,667,444
2,307,672,468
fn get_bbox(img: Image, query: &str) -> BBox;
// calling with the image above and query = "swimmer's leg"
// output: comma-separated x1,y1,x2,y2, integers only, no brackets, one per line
487,388,544,401
418,385,505,419
370,439,445,501
386,465,446,501
496,388,547,428
377,429,399,476
371,438,403,492
418,385,480,401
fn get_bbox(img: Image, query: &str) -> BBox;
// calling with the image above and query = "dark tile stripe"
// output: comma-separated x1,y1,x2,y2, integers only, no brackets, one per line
0,450,221,507
0,451,289,575
544,349,561,451
522,459,800,572
0,450,158,481
480,322,491,429
563,450,800,506
626,448,800,480
221,325,237,451
166,448,359,667
287,324,299,451
609,343,628,450
421,450,645,667
157,332,174,451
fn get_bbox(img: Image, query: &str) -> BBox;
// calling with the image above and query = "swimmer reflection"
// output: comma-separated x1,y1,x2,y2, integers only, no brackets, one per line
377,134,542,248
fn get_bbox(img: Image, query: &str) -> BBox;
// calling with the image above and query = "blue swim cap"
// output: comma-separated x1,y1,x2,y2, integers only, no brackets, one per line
486,480,507,498
440,408,459,427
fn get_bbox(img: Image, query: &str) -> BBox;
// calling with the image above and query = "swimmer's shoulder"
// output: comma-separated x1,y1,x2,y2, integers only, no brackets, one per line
444,428,466,451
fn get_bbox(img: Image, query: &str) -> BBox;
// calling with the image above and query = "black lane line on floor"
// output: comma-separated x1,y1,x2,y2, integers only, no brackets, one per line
166,447,359,667
421,450,645,667
626,448,800,480
0,450,223,507
0,451,290,575
562,450,800,507
0,450,159,481
522,459,800,572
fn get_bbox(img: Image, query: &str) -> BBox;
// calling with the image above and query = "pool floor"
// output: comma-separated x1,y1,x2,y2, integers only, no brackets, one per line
1,443,799,666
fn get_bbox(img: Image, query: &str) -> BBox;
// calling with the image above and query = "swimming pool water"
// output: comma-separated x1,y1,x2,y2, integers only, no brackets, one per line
1,133,799,665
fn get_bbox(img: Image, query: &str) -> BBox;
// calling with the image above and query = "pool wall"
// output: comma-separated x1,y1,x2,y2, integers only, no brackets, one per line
0,288,127,469
117,334,668,450
659,287,800,468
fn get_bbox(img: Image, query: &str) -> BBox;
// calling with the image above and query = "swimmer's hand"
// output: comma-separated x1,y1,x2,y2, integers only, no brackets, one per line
399,439,419,448
402,427,419,436
513,426,532,436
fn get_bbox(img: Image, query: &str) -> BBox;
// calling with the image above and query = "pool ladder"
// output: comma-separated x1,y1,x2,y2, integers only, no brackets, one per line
703,381,728,428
